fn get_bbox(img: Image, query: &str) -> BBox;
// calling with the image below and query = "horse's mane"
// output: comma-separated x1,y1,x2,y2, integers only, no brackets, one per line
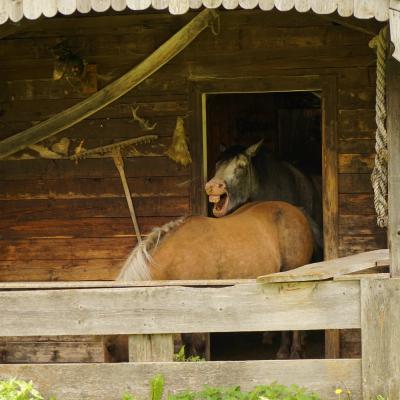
116,217,186,282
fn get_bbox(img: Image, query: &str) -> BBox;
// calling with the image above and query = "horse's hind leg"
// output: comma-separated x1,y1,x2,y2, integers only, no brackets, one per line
276,331,291,359
290,331,306,359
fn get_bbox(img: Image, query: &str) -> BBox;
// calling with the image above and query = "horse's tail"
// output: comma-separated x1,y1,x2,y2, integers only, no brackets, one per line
299,208,324,261
116,217,186,282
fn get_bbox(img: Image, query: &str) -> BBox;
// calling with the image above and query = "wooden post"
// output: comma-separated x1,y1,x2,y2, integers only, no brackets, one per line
322,76,340,359
387,57,400,277
128,334,174,362
361,279,400,399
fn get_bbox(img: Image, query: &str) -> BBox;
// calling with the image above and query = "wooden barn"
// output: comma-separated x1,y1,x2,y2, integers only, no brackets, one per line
1,1,400,399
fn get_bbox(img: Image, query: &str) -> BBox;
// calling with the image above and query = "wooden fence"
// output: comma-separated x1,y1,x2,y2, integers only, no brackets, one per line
0,276,398,399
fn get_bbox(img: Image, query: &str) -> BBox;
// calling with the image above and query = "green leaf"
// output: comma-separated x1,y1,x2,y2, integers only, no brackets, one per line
151,375,165,400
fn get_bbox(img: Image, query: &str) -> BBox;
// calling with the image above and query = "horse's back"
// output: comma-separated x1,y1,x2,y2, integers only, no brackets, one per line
151,201,313,280
249,201,314,270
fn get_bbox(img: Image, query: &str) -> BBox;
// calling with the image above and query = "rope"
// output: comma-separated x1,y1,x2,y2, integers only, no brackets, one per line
369,26,389,228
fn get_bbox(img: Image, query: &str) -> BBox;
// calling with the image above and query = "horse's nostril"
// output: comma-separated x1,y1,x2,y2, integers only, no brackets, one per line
218,184,223,188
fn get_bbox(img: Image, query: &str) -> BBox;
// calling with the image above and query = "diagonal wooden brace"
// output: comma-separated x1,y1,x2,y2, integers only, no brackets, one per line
0,9,218,159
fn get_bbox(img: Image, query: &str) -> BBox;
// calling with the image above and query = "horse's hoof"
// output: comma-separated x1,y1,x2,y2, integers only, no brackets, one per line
289,349,304,359
276,349,290,359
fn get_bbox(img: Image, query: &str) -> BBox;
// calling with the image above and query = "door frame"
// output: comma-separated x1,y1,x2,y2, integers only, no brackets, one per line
189,75,339,260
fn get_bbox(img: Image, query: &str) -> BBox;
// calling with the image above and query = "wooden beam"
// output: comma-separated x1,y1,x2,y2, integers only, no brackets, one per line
0,9,217,159
0,359,362,400
257,249,389,283
0,281,360,337
361,279,400,399
387,57,400,276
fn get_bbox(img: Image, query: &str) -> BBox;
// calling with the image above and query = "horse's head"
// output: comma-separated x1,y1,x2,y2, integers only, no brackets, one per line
205,140,263,217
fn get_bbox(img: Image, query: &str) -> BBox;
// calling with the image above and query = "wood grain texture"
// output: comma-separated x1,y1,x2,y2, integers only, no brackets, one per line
322,75,339,259
0,359,362,400
0,259,124,281
361,279,400,399
387,58,400,277
0,279,254,289
0,9,386,277
0,176,190,200
0,9,216,158
339,235,387,256
0,281,361,336
128,334,174,361
258,249,388,283
0,336,106,363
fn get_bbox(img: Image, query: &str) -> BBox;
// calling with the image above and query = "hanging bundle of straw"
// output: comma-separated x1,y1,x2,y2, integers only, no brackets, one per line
165,116,192,167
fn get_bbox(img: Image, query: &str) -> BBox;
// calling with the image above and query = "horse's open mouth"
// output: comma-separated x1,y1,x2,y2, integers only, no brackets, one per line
209,193,229,217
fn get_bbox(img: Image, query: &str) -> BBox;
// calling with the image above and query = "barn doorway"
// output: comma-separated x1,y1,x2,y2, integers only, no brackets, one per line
206,91,322,199
204,91,324,360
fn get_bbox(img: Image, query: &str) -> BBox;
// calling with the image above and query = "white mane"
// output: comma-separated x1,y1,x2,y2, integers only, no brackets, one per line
116,217,186,282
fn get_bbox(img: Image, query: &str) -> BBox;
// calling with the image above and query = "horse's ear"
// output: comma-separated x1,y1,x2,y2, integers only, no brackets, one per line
245,139,264,158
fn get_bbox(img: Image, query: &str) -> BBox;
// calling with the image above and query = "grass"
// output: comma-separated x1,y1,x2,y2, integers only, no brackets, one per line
0,377,388,400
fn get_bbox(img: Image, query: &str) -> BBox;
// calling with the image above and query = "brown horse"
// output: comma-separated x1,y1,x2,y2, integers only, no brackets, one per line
117,201,313,282
114,201,314,360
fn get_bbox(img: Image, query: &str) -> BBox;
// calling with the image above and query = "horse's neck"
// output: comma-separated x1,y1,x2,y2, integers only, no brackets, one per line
247,163,260,200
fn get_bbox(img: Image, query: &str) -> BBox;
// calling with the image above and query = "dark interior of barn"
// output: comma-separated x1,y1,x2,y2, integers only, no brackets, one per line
206,92,322,179
206,91,324,360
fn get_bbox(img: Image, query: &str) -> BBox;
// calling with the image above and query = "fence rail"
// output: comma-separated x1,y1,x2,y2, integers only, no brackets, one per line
0,277,398,400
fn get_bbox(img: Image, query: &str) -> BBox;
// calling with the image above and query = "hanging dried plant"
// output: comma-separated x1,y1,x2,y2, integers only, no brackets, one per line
165,117,192,167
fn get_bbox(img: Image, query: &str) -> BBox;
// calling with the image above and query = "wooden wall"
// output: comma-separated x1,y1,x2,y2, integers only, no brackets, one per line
0,9,386,283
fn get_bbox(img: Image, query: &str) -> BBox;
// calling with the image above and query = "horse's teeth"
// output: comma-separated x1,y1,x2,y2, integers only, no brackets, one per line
209,195,220,203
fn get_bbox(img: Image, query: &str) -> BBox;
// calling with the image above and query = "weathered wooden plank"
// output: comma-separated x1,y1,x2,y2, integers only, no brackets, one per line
0,336,106,363
0,279,253,289
0,237,137,261
339,235,387,256
257,249,388,283
338,109,376,138
339,193,375,214
339,215,386,235
0,115,181,142
0,281,361,336
334,272,389,281
0,98,188,123
128,334,174,361
0,176,190,200
387,58,400,276
322,75,339,260
0,197,189,220
0,10,331,44
0,73,188,101
0,157,188,180
0,359,362,400
338,87,375,108
338,153,374,173
0,216,175,240
0,259,123,281
338,139,375,153
339,174,373,193
361,279,400,399
340,329,361,359
390,8,400,61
